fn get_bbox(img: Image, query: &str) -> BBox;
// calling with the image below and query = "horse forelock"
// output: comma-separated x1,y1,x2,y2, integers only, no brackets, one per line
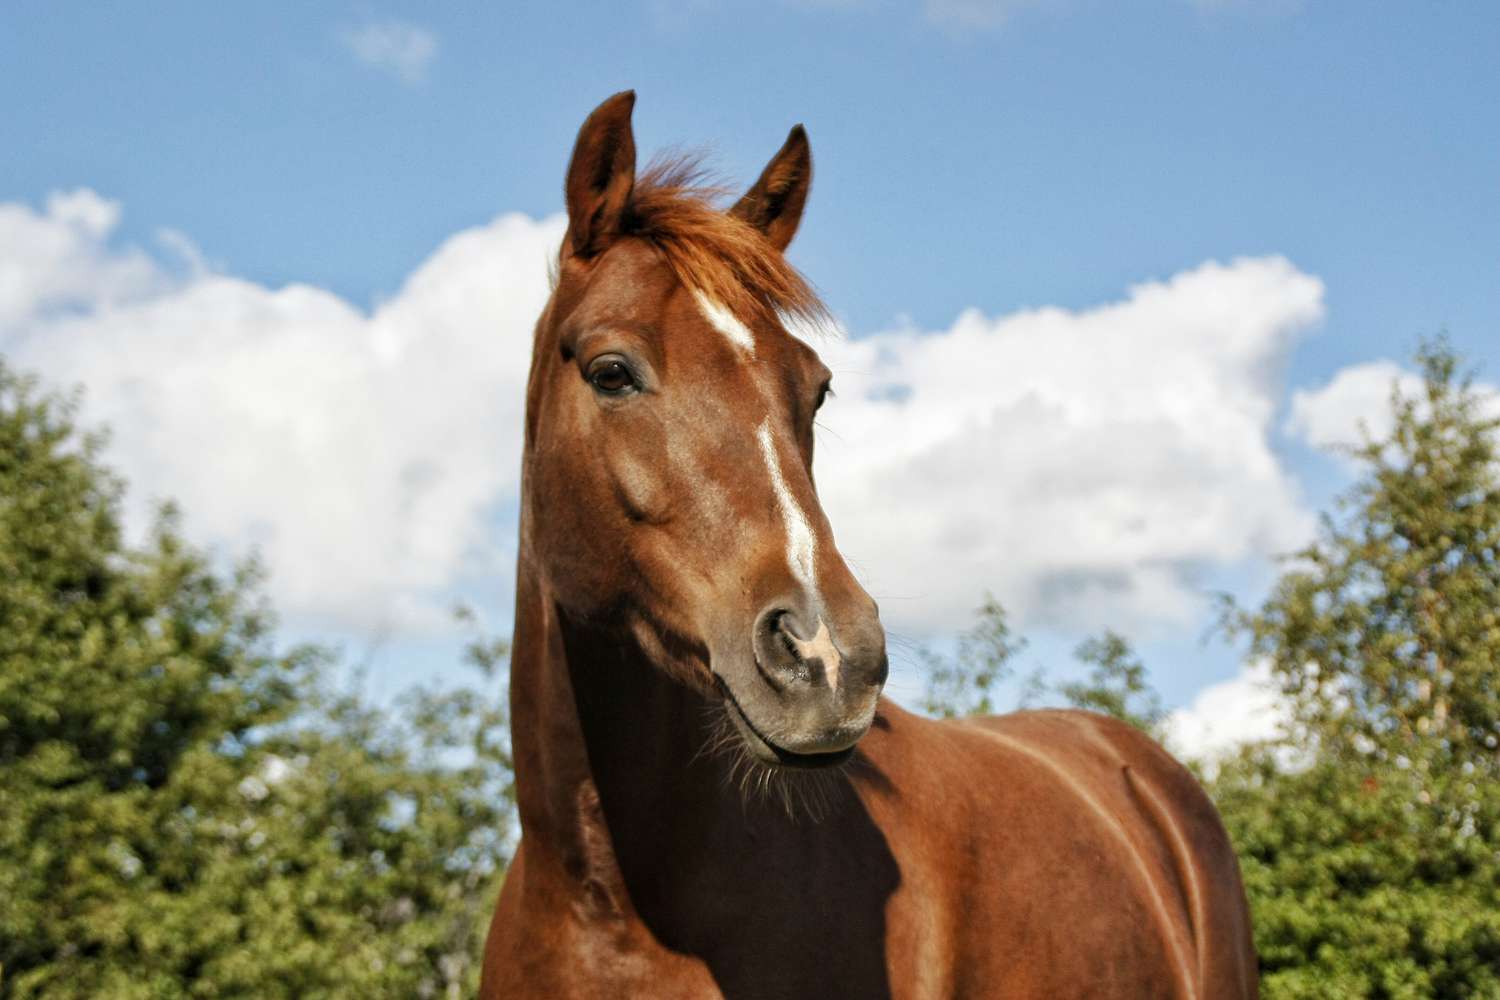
615,154,832,335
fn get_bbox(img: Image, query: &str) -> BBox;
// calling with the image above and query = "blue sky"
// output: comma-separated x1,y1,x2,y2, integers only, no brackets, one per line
3,2,1498,752
8,2,1497,360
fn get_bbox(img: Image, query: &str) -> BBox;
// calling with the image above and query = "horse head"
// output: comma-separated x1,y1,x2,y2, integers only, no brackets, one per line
522,91,887,768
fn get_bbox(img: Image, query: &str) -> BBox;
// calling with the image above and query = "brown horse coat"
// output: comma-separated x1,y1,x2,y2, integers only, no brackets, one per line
480,92,1258,999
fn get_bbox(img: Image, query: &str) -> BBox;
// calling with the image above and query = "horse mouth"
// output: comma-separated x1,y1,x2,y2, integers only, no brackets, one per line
714,675,857,770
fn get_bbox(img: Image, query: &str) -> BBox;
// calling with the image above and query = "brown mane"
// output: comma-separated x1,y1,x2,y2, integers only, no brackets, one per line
616,155,831,330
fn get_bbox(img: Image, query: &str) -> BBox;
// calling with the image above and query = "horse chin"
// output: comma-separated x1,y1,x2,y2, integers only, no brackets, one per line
714,676,862,770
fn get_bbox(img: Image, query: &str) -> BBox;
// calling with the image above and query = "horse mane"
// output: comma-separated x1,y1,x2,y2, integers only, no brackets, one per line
620,154,832,331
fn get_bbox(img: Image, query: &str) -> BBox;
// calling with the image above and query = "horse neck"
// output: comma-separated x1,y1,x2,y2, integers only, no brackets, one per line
508,558,733,899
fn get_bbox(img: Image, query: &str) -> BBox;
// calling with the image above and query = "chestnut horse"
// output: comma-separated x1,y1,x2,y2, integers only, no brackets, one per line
480,92,1258,999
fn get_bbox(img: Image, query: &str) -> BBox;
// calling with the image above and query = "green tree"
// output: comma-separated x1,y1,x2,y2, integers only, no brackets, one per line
919,596,1165,737
1213,340,1500,999
919,594,1025,718
1059,630,1166,738
0,361,512,999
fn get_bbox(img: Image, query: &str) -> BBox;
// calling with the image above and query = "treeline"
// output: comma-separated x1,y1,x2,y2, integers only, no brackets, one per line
0,365,511,998
919,343,1500,997
2,342,1497,998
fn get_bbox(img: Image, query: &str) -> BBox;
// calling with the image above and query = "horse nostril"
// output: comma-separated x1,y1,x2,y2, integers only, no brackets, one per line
765,607,804,639
754,603,885,697
754,607,819,689
778,625,799,659
752,608,794,689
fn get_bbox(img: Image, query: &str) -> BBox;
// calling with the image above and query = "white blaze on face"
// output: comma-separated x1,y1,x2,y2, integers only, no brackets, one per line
756,418,816,590
693,290,756,355
756,418,840,689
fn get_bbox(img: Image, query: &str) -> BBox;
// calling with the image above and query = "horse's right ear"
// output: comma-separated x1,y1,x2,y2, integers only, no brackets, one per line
564,91,637,260
730,124,812,252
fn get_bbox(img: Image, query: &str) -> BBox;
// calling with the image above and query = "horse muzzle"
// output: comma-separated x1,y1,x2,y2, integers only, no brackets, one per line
712,599,887,768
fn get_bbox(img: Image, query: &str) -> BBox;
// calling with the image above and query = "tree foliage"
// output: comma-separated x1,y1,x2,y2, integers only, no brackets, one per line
7,335,1500,997
919,599,1164,739
919,594,1026,719
1059,630,1166,738
922,341,1500,997
0,361,512,999
1212,340,1500,998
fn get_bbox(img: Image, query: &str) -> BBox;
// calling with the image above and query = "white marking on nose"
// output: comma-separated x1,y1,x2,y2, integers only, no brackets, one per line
789,618,843,692
756,418,817,592
693,290,755,355
756,420,837,687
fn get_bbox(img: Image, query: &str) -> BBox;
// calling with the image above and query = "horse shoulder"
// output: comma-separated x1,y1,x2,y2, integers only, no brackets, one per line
947,709,1257,998
481,841,714,999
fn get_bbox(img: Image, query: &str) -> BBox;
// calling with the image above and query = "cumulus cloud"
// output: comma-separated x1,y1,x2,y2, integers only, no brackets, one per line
340,20,438,84
1287,359,1500,455
1285,360,1419,452
3,189,1331,647
0,190,161,329
1162,659,1289,764
814,256,1326,632
1,189,561,631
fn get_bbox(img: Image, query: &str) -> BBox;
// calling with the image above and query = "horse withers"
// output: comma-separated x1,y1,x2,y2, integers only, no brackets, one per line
480,91,1258,999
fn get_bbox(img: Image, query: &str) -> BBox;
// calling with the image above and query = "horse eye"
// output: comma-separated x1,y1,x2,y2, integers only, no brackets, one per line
588,358,636,395
815,380,833,411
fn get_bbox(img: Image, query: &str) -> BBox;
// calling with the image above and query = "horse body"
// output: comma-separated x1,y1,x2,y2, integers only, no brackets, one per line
480,92,1257,998
483,585,1255,998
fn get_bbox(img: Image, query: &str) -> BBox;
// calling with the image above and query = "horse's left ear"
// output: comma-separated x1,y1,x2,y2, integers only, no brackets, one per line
564,90,638,260
730,125,812,252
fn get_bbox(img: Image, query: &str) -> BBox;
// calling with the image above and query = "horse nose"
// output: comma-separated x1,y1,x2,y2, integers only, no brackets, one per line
752,603,888,696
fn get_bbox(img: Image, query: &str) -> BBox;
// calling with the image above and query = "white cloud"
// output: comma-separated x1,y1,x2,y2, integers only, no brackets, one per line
1285,360,1418,452
1287,360,1500,456
0,190,161,330
2,189,562,631
3,190,1330,646
340,20,438,84
1162,658,1289,763
814,256,1325,633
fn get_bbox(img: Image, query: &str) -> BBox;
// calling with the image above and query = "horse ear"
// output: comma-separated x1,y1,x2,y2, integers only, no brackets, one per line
564,91,637,259
730,124,812,252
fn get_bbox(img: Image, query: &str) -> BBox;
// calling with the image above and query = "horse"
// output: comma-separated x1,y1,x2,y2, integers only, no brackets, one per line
480,91,1258,999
